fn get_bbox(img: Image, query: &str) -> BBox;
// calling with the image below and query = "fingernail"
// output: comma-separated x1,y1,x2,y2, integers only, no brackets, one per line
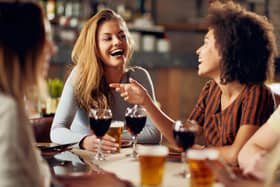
114,143,119,147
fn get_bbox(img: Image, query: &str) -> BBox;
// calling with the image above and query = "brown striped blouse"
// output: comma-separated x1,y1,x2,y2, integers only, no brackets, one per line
188,80,275,146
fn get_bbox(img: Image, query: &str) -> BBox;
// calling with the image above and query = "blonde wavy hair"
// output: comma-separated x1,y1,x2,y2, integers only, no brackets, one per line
0,2,47,108
72,9,134,112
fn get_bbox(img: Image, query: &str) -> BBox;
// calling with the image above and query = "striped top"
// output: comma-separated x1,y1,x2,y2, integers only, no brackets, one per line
188,80,275,146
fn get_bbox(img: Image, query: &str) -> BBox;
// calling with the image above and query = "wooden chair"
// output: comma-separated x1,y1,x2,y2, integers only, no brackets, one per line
31,116,53,142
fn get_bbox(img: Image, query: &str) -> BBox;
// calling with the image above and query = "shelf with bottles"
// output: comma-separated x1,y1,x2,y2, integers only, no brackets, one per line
41,0,91,45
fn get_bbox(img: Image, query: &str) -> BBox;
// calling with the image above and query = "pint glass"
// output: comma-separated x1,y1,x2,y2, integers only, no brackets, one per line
107,121,124,153
187,149,219,187
138,145,169,186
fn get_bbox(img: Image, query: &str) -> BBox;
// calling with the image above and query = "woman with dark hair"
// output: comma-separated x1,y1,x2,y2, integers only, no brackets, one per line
110,1,278,166
0,2,55,186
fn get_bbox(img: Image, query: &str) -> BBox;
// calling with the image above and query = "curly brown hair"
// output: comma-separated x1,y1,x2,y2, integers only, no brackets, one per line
206,1,278,84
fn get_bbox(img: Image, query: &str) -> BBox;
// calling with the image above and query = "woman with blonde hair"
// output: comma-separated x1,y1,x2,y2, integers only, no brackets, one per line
50,9,161,152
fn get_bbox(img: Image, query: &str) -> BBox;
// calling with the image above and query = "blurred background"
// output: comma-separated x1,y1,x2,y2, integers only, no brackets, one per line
42,0,280,120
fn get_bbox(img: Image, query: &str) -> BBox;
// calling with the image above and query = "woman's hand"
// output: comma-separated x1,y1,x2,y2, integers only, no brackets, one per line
81,134,119,153
110,78,150,107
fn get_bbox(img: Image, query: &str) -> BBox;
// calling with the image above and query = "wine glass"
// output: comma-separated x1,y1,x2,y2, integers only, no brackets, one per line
125,105,146,158
173,120,196,178
89,108,112,161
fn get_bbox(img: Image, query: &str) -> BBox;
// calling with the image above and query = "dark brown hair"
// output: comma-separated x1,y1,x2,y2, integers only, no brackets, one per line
206,1,278,84
0,2,46,103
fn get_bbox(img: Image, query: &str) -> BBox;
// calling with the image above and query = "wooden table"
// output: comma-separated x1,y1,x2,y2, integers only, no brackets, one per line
49,147,222,187
70,147,188,187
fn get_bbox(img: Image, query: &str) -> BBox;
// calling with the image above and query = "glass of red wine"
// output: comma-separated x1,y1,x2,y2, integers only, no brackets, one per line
173,120,196,178
125,105,146,158
89,108,112,161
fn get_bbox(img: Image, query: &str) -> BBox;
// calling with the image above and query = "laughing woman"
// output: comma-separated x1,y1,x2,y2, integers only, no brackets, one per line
50,9,161,152
110,1,278,166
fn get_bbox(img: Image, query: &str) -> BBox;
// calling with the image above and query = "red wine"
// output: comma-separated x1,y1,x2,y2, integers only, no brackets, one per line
89,117,112,138
125,116,146,135
173,130,195,151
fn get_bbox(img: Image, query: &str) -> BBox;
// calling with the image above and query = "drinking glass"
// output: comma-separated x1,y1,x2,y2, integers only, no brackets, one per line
173,120,196,178
89,108,112,160
187,149,219,187
125,105,146,158
138,145,169,186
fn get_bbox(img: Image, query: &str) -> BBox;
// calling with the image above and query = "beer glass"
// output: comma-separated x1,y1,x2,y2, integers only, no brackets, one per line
138,145,169,186
89,108,112,160
173,120,195,178
187,149,219,187
125,105,146,158
107,121,124,153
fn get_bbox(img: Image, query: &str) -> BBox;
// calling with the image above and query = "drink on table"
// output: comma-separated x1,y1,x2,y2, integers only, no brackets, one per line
138,145,169,186
89,108,112,160
107,121,124,153
173,120,196,178
89,117,112,138
187,149,219,187
125,105,146,158
125,115,146,135
173,126,195,151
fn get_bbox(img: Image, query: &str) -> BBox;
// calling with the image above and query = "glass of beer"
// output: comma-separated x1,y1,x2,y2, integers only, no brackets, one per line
138,145,169,187
187,149,219,187
107,121,124,153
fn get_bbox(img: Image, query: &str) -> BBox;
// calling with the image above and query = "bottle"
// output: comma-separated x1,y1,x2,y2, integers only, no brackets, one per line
47,0,56,20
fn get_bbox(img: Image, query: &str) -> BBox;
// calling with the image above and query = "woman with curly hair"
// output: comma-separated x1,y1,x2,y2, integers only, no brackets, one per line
50,9,161,153
110,1,278,166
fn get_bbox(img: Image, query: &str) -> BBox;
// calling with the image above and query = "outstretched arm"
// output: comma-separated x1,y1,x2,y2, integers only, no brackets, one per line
110,78,176,144
213,124,259,166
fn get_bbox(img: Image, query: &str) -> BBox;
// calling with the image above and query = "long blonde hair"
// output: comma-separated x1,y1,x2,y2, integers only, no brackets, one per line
72,9,134,112
0,2,47,108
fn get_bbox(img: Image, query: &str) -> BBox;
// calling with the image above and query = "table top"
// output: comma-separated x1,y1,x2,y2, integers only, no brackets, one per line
70,147,188,187
43,145,223,187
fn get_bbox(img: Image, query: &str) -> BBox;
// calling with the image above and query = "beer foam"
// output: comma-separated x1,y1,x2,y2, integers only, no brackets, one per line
138,145,169,156
110,121,124,128
187,149,219,160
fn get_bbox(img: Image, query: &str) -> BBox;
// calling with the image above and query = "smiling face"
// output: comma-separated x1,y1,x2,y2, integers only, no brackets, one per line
196,29,221,80
97,19,128,69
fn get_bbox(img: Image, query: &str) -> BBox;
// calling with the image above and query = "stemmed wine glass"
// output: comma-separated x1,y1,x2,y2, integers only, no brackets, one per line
125,105,147,158
89,108,112,161
173,120,196,178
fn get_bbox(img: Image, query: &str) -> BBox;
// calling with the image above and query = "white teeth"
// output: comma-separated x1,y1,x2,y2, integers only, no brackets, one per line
111,49,123,56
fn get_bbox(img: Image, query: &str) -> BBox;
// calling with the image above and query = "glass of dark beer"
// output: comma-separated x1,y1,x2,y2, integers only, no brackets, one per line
125,105,146,158
89,108,112,160
173,120,196,178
